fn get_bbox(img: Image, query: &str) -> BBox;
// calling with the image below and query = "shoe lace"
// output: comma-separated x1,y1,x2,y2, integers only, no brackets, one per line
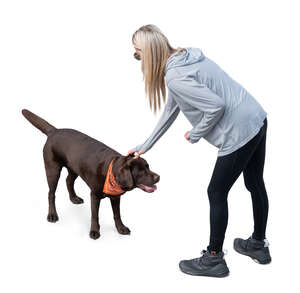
194,248,228,264
193,249,207,264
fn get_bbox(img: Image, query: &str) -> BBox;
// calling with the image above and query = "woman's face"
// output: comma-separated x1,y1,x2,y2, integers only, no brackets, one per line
133,43,142,61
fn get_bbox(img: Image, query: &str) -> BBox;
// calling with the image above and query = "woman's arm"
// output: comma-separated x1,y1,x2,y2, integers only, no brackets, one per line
168,78,225,144
134,92,180,153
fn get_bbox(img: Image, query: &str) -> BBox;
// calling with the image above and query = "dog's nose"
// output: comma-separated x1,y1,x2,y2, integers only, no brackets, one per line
154,174,160,182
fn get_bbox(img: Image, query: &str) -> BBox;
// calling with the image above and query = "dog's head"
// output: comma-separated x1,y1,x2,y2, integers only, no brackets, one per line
114,153,160,193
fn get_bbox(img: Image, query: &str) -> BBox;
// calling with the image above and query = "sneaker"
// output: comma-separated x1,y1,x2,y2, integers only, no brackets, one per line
179,249,230,277
233,236,272,264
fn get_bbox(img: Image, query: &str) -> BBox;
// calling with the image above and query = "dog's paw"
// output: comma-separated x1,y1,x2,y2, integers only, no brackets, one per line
47,213,59,223
89,230,100,240
117,225,131,235
70,196,84,204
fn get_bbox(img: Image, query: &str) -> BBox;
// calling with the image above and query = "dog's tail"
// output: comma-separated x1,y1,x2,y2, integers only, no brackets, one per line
22,109,57,136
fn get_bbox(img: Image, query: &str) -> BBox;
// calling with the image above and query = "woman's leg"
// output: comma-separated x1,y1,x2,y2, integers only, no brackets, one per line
207,151,242,253
242,119,269,240
207,118,267,252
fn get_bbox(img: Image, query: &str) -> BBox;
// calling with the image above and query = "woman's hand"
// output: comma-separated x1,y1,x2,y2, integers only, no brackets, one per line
127,148,146,159
184,131,191,142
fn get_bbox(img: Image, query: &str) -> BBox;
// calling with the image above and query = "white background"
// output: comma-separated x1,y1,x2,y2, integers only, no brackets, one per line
1,0,299,291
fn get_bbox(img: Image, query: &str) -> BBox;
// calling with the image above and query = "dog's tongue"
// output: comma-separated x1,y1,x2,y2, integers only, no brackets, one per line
146,185,157,192
141,184,157,192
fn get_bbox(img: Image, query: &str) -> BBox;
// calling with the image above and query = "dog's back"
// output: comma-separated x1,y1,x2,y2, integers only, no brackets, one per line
22,109,120,178
44,128,118,172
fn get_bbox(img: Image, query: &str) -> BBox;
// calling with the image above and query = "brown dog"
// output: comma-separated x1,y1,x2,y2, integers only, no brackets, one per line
22,109,160,239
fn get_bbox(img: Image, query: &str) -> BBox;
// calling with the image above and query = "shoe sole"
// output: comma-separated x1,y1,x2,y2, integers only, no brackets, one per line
179,263,230,278
233,242,272,265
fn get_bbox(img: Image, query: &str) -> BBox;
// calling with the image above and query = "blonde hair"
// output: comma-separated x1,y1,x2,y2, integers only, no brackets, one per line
132,24,184,114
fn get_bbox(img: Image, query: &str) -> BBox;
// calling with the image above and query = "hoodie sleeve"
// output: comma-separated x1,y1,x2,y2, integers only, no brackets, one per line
134,92,180,153
168,78,225,144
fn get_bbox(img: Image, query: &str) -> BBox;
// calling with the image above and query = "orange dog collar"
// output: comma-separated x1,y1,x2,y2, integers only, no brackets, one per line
103,158,125,196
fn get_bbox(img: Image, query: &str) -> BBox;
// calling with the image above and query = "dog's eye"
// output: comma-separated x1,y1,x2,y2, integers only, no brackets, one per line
145,164,149,168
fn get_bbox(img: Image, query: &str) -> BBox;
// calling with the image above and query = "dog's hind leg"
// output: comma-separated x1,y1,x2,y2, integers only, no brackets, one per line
110,197,131,235
66,168,84,204
44,159,62,223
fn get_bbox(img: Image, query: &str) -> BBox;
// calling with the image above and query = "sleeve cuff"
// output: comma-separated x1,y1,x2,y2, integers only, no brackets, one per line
189,131,201,144
135,143,148,153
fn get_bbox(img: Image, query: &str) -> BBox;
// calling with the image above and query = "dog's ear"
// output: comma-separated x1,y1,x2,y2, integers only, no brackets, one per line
124,154,135,166
117,165,134,190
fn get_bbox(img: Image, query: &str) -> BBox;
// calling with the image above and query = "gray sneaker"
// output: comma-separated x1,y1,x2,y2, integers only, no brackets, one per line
179,249,230,277
233,236,272,264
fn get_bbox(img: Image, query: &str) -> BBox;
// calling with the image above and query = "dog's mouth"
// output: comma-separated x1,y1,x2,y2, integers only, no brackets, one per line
137,184,157,193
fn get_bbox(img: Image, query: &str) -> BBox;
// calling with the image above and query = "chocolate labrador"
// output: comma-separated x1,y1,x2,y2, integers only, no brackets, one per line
22,109,160,239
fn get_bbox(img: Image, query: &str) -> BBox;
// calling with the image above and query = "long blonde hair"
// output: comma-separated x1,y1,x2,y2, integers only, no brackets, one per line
132,24,184,114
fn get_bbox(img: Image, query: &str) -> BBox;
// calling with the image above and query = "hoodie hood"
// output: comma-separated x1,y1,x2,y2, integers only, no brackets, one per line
164,47,205,75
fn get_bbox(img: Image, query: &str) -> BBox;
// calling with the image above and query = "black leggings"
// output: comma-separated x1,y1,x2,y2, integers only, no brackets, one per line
207,117,269,252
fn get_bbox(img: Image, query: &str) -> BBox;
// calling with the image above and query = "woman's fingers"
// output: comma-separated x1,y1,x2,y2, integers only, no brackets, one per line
127,148,136,155
184,131,190,141
127,148,145,159
134,149,145,159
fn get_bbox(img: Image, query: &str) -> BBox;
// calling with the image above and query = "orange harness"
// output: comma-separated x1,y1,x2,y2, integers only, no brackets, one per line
103,158,125,196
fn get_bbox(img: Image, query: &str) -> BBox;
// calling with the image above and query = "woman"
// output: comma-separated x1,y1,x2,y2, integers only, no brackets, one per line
128,24,271,278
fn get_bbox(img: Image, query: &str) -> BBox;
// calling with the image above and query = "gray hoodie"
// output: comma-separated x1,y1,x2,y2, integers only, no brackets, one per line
135,47,267,157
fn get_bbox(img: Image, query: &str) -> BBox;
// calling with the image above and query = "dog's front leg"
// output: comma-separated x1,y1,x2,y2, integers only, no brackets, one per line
89,191,102,239
110,197,131,235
